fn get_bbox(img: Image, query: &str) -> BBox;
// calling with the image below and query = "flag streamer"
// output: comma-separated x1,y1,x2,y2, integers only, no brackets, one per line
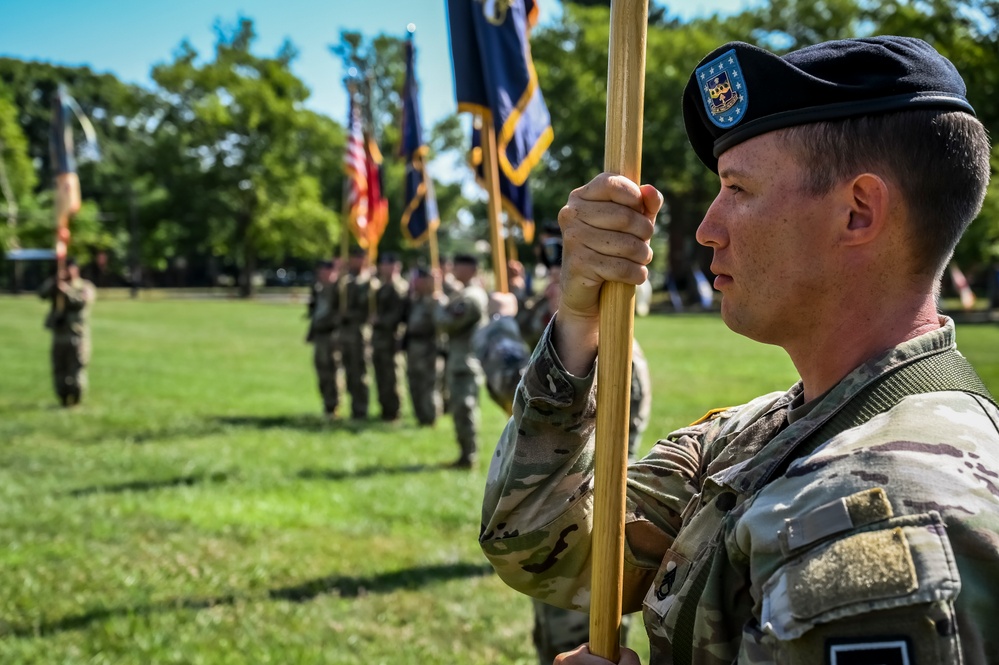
400,36,440,246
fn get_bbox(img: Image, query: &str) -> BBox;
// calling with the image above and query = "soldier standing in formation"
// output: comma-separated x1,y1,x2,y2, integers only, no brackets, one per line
405,267,443,426
339,247,372,420
306,258,341,420
371,253,409,422
38,257,95,407
434,254,488,469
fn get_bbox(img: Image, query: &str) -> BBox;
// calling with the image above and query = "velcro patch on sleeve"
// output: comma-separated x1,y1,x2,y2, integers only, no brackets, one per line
826,637,912,665
789,528,917,620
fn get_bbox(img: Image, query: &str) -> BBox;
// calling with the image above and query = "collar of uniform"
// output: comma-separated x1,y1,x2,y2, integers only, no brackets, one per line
710,317,956,494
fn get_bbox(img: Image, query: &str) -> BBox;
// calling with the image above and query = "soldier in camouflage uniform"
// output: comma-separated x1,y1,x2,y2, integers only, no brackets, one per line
38,258,95,407
306,259,341,419
405,267,443,426
371,253,409,421
434,254,488,469
338,247,372,420
479,38,999,665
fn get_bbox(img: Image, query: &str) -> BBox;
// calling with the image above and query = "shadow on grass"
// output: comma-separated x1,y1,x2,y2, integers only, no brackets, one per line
269,561,494,602
297,462,449,482
213,414,408,435
71,413,363,446
212,414,331,432
1,562,494,638
66,472,230,497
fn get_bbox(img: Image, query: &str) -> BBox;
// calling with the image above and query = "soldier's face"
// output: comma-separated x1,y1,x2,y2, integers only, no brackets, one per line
453,263,476,284
696,132,842,345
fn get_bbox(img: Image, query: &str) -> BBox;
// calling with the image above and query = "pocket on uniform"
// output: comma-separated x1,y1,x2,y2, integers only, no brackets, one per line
642,549,693,621
760,511,960,642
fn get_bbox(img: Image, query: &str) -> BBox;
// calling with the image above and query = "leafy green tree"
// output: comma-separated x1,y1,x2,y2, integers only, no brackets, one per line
0,58,158,270
0,80,36,251
152,17,342,295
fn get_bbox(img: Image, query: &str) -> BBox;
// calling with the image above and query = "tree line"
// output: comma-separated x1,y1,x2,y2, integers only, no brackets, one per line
1,0,996,295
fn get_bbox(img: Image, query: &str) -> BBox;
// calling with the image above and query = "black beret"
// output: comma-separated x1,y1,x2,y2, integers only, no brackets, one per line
682,36,976,173
453,253,478,267
377,252,399,264
413,266,431,278
348,246,367,258
316,259,334,269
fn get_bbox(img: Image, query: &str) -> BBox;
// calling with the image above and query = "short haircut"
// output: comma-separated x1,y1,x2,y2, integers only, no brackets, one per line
777,110,990,277
453,253,478,267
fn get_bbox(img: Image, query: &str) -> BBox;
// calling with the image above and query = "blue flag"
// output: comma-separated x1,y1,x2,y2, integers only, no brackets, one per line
471,124,535,243
400,36,439,245
447,0,552,187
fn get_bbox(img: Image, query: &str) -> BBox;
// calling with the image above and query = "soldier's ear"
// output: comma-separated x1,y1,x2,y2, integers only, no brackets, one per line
840,173,889,246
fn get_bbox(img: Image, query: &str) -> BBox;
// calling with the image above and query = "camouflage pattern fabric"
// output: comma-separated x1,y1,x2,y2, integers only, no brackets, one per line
435,282,488,464
405,292,442,425
472,315,531,414
339,273,372,419
371,275,409,420
475,314,650,661
309,282,341,415
480,316,999,664
517,294,557,352
39,277,95,404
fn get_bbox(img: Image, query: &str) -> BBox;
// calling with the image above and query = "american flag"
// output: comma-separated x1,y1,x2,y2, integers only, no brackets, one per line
344,91,370,245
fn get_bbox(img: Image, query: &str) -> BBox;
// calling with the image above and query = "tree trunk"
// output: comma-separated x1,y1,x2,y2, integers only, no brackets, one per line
237,210,255,298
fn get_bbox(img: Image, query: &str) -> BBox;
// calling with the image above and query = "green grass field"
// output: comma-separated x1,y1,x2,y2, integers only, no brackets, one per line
2,295,998,664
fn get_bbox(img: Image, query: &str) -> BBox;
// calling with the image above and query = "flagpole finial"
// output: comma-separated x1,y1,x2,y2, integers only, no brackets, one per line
407,23,416,35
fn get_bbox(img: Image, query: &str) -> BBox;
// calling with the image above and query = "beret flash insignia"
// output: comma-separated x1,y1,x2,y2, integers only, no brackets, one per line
696,49,747,129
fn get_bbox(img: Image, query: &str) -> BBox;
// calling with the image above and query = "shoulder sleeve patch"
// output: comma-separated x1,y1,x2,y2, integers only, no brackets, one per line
688,407,733,426
827,637,912,665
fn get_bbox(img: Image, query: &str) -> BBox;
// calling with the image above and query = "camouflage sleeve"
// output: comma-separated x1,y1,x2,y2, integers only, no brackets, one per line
311,288,338,333
472,316,531,409
434,291,483,336
63,282,93,310
480,316,712,614
37,277,55,299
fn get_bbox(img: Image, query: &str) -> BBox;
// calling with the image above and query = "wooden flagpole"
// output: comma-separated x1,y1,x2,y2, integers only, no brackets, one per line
477,114,508,293
588,0,648,660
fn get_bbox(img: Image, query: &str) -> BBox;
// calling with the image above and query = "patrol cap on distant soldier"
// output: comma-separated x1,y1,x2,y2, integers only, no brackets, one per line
682,36,990,279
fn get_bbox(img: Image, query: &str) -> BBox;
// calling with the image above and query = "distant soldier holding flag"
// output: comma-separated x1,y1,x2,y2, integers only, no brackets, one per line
39,257,94,408
39,85,97,408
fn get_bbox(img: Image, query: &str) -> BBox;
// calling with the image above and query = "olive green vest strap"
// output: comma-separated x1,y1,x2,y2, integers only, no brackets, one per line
670,349,995,665
766,349,996,483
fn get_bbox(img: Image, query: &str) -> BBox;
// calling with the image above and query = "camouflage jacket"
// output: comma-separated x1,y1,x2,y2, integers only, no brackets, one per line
475,314,651,454
309,282,340,337
39,277,95,338
480,316,999,664
434,282,488,370
338,272,372,328
372,275,409,338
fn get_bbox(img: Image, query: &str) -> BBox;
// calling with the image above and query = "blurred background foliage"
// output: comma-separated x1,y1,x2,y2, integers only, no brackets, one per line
0,0,996,295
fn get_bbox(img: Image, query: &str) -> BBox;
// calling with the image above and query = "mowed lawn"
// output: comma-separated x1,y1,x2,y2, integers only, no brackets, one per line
2,294,998,665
